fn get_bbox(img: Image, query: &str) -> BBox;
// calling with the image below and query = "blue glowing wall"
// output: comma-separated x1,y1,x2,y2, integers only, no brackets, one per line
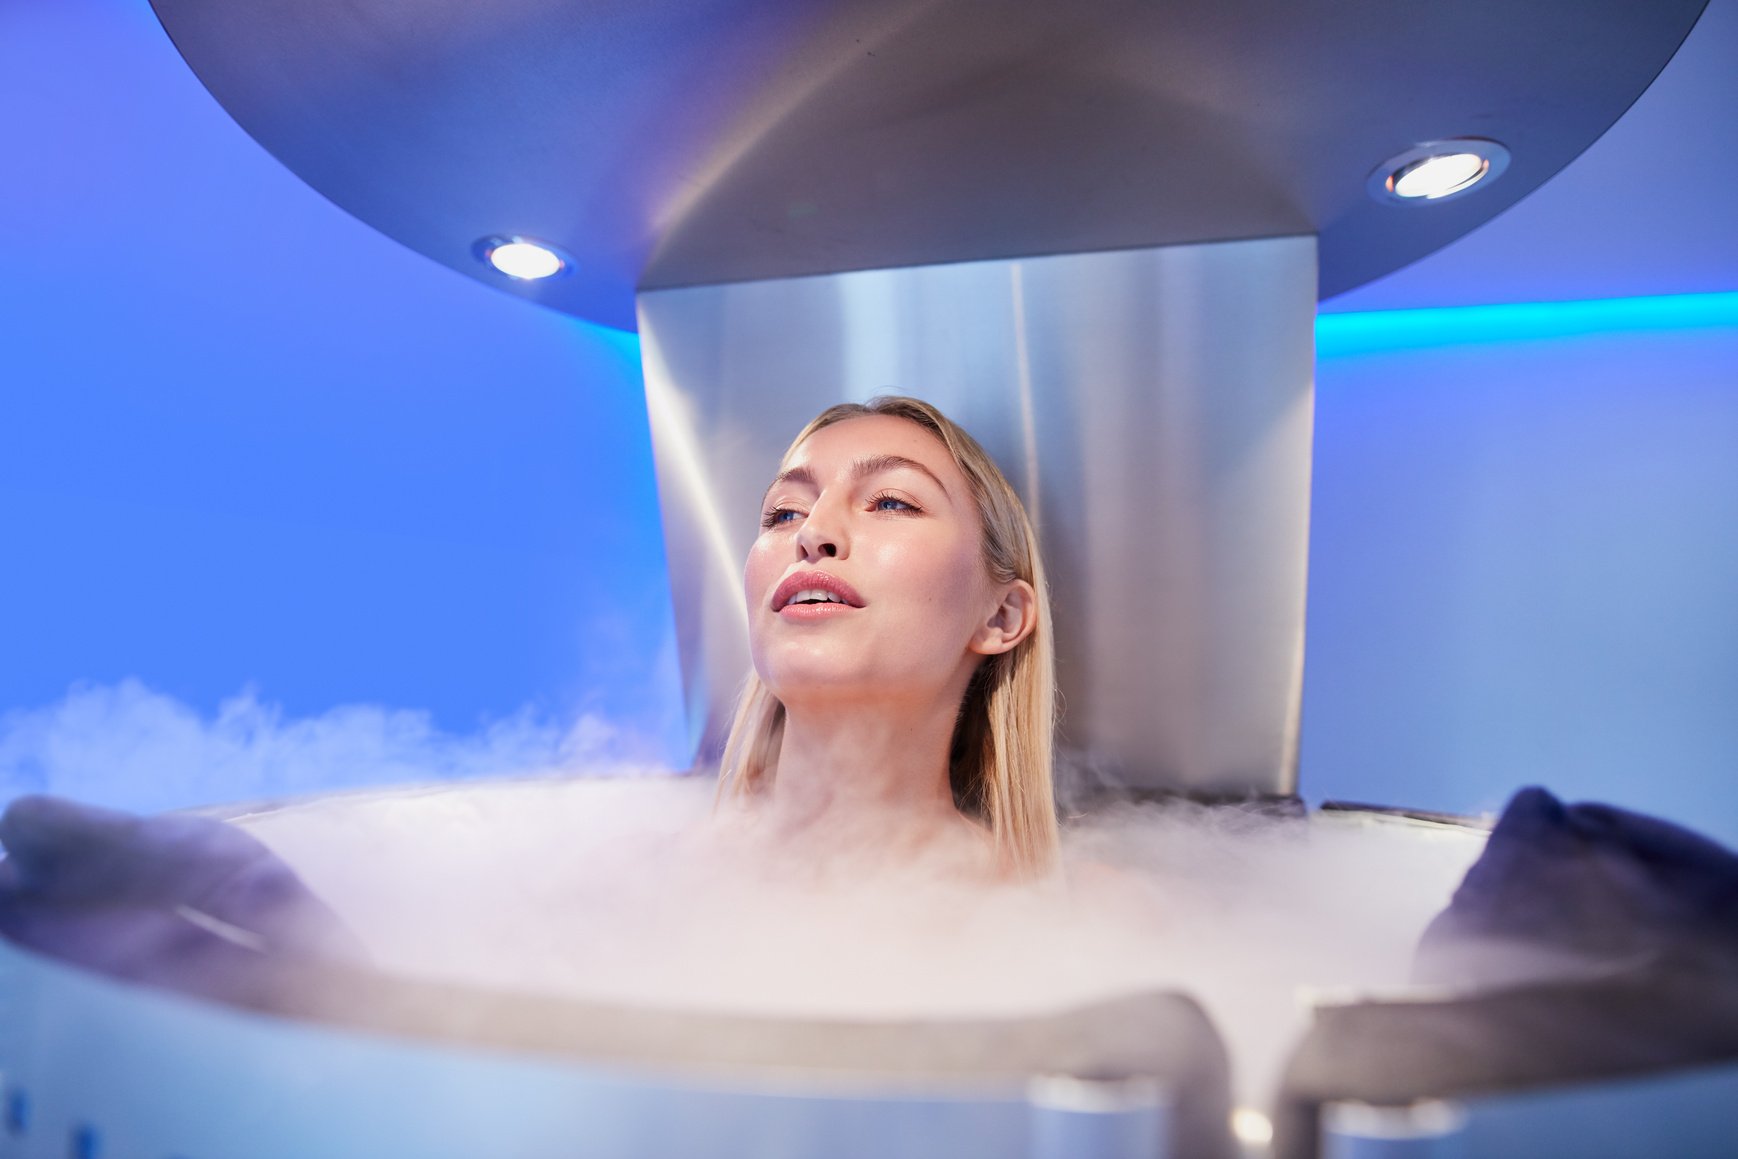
1,0,684,809
1308,299,1738,843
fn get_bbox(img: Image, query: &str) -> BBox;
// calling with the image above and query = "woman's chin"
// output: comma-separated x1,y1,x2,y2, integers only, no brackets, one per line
761,663,921,709
761,671,873,707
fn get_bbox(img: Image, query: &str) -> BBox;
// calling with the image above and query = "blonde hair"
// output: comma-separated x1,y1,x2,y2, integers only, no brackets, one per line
716,395,1060,877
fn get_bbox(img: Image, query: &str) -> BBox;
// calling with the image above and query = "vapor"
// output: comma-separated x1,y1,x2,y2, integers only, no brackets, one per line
0,680,668,814
0,682,1486,1108
239,781,1485,1107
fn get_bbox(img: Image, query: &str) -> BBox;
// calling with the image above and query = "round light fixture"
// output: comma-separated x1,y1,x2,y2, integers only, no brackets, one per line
472,235,572,280
1369,139,1511,204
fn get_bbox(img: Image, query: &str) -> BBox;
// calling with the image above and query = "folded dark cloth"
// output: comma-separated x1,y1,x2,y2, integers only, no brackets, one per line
1274,787,1738,1159
1415,785,1738,986
0,794,365,999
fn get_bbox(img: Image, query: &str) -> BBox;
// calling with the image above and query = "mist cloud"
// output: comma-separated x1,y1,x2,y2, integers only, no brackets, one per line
0,679,667,814
0,681,1489,1109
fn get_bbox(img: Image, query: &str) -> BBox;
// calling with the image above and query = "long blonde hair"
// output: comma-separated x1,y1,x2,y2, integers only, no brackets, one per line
715,396,1060,876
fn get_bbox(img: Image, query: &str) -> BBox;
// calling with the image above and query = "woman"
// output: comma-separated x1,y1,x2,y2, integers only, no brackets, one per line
0,395,1073,999
702,395,1061,884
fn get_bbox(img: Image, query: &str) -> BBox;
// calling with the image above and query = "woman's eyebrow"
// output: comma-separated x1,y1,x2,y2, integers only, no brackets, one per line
764,455,950,501
765,464,817,497
850,454,951,498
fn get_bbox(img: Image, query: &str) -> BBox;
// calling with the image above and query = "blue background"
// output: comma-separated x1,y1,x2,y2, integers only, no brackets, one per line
4,0,1736,841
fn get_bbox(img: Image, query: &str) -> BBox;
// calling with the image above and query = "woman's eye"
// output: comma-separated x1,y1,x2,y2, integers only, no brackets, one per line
761,507,801,529
870,494,918,514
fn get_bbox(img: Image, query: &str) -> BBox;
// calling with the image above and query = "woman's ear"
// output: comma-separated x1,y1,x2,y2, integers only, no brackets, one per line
970,579,1038,656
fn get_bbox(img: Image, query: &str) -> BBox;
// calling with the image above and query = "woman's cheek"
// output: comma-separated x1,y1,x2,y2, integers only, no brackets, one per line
879,537,980,629
744,538,778,602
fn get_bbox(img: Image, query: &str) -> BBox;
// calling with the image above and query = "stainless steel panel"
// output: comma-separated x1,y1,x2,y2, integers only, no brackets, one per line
0,941,1047,1159
640,235,1315,797
0,932,1216,1159
1321,1101,1468,1159
1321,1063,1738,1159
1028,1076,1171,1159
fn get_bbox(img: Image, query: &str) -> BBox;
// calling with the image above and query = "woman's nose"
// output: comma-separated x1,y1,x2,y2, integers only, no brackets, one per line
795,497,848,559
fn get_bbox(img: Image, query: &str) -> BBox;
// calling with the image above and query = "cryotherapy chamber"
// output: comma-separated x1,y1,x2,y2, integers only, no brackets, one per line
4,1,1738,1156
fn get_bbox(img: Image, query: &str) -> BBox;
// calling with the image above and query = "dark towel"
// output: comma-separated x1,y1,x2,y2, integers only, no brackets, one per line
0,794,365,999
1275,787,1738,1159
1415,785,1738,986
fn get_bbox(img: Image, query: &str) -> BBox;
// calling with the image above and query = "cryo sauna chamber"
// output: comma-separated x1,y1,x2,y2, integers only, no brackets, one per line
3,2,1735,1157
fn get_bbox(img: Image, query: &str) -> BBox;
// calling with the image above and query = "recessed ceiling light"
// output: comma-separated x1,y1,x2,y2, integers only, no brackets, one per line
1369,139,1510,204
472,235,571,280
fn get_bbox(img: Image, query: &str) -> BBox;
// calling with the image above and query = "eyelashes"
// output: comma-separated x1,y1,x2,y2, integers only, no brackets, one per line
760,491,922,530
868,490,920,515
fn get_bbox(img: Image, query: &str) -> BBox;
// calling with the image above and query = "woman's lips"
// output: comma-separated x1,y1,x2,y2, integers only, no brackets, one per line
777,600,857,621
770,570,866,613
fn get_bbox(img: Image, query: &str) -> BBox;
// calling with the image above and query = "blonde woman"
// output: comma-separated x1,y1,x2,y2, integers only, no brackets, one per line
705,396,1061,883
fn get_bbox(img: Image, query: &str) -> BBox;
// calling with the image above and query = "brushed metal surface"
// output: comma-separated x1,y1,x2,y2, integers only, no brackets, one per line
148,0,1705,328
0,939,1109,1159
640,236,1315,796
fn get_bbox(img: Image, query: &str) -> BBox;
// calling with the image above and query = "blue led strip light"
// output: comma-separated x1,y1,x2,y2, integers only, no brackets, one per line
1316,291,1738,358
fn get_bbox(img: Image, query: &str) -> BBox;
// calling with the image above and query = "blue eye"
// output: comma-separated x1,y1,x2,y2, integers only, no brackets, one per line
760,506,801,529
870,493,919,514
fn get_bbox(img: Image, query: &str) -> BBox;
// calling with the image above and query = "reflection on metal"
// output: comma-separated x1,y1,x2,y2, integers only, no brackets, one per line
640,235,1316,796
147,0,1708,327
639,339,754,746
0,908,1233,1158
0,939,1051,1159
1321,1100,1468,1159
1312,1052,1738,1159
1028,1076,1171,1159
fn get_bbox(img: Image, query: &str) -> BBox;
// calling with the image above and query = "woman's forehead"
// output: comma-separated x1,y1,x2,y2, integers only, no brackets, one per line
783,414,955,477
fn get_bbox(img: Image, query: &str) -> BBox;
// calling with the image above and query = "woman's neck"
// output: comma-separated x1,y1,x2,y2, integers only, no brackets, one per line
744,698,990,869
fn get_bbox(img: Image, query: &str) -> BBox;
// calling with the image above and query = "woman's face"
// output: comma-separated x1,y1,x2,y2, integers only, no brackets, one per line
744,415,1013,711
